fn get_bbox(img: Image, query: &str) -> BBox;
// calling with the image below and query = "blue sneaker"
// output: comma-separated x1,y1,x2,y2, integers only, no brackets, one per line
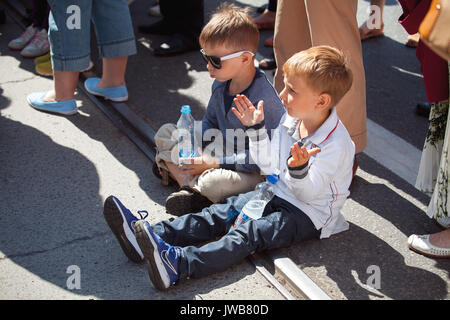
134,220,183,290
27,91,77,115
103,196,148,263
84,77,128,102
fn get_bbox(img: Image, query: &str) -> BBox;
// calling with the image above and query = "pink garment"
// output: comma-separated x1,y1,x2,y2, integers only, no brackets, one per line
398,0,449,103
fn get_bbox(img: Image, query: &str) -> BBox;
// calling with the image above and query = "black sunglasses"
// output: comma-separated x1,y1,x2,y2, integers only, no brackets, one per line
200,49,255,69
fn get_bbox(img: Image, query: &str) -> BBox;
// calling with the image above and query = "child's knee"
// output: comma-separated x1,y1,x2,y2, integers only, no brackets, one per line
196,169,242,203
155,123,178,164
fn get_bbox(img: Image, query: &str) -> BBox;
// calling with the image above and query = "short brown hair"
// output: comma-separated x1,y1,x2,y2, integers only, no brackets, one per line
283,46,353,106
199,3,259,53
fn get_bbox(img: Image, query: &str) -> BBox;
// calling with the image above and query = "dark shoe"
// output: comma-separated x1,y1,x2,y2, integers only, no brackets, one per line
165,186,213,216
134,220,183,290
259,58,276,70
154,34,199,56
416,102,431,118
138,20,174,35
103,196,148,263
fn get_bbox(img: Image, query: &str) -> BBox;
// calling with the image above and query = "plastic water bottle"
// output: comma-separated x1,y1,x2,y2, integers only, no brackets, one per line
176,105,198,163
233,174,279,228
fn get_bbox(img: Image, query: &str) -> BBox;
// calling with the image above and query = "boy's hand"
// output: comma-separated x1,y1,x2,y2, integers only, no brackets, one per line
232,94,264,127
179,152,219,175
287,142,321,168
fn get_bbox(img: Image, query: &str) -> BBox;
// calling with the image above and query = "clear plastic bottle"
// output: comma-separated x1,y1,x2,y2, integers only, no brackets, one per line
176,105,198,163
233,174,279,228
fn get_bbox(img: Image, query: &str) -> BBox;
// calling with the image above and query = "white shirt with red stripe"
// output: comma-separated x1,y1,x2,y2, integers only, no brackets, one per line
247,107,355,238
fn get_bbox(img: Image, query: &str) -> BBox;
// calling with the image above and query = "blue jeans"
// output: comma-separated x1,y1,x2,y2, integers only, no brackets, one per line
152,192,320,279
47,0,136,71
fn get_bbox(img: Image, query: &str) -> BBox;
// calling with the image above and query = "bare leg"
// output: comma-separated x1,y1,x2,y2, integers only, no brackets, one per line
44,70,79,101
165,161,193,187
253,9,276,29
359,0,385,40
405,33,420,48
98,56,127,88
42,56,128,102
429,229,450,248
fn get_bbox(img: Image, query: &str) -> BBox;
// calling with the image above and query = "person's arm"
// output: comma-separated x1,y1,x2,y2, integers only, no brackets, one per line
232,94,277,174
246,121,277,174
283,142,351,204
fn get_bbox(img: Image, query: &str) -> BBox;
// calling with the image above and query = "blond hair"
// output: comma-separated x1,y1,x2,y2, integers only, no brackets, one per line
283,46,353,106
199,3,259,53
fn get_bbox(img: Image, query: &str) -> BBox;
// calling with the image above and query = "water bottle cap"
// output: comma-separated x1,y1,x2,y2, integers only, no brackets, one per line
180,105,191,114
267,174,278,184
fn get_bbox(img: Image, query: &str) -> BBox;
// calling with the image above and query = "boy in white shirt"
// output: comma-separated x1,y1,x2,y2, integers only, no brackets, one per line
104,45,355,290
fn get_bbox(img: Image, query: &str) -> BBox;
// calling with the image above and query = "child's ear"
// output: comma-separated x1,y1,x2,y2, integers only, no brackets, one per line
242,52,253,65
316,93,332,110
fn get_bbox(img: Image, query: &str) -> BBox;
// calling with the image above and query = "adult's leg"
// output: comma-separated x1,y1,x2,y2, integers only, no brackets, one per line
91,0,136,88
44,71,79,101
32,0,50,30
161,0,204,42
45,0,92,101
273,0,310,93
359,0,385,40
306,0,367,153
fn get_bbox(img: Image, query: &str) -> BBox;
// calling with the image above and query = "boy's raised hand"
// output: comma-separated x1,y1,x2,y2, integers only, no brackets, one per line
232,94,264,127
287,142,321,168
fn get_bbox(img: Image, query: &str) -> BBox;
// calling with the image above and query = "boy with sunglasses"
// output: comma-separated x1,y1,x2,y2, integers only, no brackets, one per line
152,4,285,217
103,45,355,290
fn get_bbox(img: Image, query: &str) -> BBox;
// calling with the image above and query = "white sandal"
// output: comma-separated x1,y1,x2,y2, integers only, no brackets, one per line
407,234,450,259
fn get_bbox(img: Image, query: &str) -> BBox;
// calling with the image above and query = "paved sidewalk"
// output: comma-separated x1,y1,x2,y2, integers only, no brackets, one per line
0,14,283,300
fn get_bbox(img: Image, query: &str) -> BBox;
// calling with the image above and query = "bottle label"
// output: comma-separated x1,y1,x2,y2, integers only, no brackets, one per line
233,212,251,228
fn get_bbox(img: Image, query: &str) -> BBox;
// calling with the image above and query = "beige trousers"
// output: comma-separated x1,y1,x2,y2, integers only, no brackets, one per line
274,0,367,153
154,124,264,203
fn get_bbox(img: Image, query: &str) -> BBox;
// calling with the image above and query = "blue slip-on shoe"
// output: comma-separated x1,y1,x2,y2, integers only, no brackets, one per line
134,220,183,290
84,77,128,102
27,91,77,115
103,196,148,263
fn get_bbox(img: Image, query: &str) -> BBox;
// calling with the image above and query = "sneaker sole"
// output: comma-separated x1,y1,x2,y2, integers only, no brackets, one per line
26,97,78,116
20,50,50,58
84,82,128,102
134,221,171,290
166,189,212,216
35,69,52,77
407,243,450,259
165,191,194,216
103,196,143,263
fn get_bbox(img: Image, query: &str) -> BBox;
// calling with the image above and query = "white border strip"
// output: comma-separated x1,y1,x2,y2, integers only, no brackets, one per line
364,119,422,186
270,252,332,300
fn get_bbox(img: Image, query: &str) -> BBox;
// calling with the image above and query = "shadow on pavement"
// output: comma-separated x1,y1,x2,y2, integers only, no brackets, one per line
362,34,429,150
285,154,449,300
0,86,256,299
